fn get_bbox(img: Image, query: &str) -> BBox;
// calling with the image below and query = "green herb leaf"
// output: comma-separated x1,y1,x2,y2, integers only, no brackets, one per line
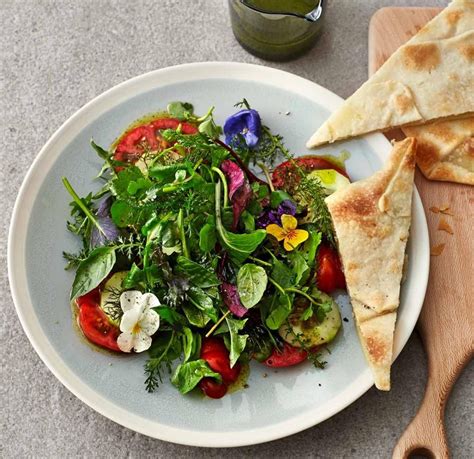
187,286,218,322
176,256,220,288
270,190,292,208
171,359,221,394
265,292,294,330
199,222,217,253
237,264,268,309
154,306,186,326
167,101,194,120
225,315,249,367
70,247,116,300
182,303,210,328
215,181,266,265
270,257,294,289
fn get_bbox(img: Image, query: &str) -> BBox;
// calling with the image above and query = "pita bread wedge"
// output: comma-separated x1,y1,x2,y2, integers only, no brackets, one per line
403,117,474,185
325,138,416,390
306,0,474,148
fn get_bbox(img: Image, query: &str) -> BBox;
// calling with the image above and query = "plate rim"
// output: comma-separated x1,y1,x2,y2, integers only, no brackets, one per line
8,61,430,447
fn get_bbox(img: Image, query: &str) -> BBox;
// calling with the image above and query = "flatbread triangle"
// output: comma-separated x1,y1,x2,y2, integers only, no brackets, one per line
325,138,417,390
306,0,474,148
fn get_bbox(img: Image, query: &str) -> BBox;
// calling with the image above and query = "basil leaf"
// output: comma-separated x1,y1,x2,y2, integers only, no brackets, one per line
182,303,210,328
237,264,268,309
176,256,219,288
171,359,221,394
225,315,248,367
199,222,217,253
215,181,266,265
240,210,255,232
187,286,218,322
70,247,116,300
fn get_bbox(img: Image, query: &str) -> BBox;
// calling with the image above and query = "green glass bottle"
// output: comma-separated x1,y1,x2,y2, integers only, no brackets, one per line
228,0,325,61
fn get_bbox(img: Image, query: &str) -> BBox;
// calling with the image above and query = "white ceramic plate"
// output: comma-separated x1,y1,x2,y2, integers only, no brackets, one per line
8,62,429,447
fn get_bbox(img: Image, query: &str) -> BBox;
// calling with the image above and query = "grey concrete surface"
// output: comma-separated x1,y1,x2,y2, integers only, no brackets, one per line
1,0,472,457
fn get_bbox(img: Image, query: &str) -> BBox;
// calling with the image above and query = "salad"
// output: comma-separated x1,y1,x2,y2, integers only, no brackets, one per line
63,100,350,399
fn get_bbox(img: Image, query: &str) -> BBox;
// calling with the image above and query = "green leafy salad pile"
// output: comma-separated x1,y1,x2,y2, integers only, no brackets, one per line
63,100,345,398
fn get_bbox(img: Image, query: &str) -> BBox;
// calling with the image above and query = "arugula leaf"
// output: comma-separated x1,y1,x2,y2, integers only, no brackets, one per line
171,359,221,394
265,292,294,330
215,181,266,264
70,247,116,300
176,256,220,288
237,264,268,308
270,256,294,289
187,286,218,322
288,251,310,287
225,315,249,367
240,211,255,232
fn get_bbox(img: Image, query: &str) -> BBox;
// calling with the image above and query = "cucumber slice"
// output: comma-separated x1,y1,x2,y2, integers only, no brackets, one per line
278,292,342,347
307,169,350,194
100,271,128,326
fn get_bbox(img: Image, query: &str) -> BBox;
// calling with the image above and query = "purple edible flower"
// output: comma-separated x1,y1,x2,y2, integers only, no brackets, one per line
90,197,120,248
256,199,297,229
221,159,252,231
221,282,248,318
277,199,297,218
223,109,261,149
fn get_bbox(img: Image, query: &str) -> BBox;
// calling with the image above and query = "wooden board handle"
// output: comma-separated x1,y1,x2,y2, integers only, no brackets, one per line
392,344,473,459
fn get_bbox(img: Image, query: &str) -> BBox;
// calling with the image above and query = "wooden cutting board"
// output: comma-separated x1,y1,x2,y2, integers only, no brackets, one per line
369,7,474,459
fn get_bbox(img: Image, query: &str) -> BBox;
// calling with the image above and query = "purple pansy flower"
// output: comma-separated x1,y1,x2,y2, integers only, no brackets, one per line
223,109,261,148
90,197,120,248
256,199,297,229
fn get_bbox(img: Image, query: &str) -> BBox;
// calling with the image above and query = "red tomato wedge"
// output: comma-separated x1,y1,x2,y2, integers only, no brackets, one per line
114,117,198,165
199,377,228,399
76,288,121,352
263,342,308,367
272,156,349,190
316,244,346,293
201,337,241,385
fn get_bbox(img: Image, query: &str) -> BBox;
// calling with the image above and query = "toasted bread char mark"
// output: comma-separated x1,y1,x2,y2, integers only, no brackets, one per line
446,9,463,26
394,93,415,115
366,335,388,364
402,43,441,71
457,42,474,61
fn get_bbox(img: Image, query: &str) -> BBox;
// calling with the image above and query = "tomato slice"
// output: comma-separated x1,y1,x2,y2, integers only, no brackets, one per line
316,244,346,293
114,117,198,165
76,288,121,352
199,377,228,399
272,156,349,190
201,337,241,384
263,342,308,367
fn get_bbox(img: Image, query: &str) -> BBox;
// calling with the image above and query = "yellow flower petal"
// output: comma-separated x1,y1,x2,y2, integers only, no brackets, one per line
281,214,298,231
283,229,309,251
266,224,286,241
